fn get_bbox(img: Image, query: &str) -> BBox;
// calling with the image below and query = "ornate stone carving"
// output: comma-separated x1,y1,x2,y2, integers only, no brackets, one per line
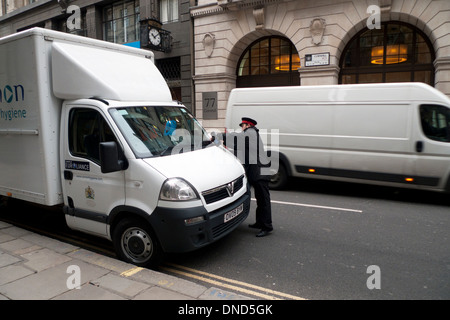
253,6,265,30
203,33,215,57
310,18,326,45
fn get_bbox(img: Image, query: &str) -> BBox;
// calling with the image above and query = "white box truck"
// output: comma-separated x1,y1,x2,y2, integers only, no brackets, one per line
225,83,450,192
0,28,250,267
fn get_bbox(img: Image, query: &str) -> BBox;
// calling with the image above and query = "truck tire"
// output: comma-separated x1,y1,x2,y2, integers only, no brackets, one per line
112,217,162,268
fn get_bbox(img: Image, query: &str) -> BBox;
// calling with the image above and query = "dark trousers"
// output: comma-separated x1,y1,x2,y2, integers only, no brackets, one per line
251,179,273,231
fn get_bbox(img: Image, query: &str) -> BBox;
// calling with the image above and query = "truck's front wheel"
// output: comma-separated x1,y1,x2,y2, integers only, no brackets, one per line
112,218,161,268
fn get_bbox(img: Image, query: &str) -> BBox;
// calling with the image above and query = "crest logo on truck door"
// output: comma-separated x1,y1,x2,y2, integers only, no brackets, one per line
85,186,95,199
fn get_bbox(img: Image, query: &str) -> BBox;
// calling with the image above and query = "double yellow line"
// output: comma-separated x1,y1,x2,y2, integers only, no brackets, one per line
161,263,306,300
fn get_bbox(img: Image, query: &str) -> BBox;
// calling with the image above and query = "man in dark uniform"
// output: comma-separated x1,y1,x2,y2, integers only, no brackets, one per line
223,117,273,237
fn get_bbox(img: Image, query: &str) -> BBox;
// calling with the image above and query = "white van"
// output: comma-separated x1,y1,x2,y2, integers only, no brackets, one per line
225,83,450,192
0,28,250,267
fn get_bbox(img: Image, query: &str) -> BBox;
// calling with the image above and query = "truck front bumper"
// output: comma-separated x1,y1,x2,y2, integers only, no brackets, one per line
149,192,250,253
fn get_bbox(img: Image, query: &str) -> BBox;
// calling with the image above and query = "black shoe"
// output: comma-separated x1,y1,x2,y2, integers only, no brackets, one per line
248,223,262,229
256,229,272,237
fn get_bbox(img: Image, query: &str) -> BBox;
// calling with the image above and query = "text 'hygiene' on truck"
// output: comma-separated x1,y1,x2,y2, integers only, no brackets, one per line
0,28,250,267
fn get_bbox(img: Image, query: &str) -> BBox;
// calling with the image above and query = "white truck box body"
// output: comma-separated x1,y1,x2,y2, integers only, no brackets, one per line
226,83,450,192
0,30,61,205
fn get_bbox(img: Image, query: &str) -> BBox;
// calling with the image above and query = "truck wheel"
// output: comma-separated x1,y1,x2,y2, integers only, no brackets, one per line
112,218,161,268
269,164,288,190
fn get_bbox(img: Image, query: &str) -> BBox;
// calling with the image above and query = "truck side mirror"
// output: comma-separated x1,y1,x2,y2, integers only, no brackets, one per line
100,141,128,173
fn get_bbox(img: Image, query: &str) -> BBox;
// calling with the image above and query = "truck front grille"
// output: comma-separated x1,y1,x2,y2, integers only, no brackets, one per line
202,175,244,204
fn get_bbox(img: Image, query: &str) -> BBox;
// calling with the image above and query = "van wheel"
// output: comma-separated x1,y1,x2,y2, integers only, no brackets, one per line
112,218,161,268
0,196,8,208
269,164,288,190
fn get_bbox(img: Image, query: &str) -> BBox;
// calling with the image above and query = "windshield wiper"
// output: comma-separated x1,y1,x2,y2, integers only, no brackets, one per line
157,138,214,156
202,136,216,147
157,146,174,157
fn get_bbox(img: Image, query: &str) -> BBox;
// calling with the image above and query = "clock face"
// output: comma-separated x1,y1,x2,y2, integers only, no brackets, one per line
149,28,161,46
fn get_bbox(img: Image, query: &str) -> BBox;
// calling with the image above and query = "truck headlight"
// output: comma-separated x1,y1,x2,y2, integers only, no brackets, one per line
159,178,198,201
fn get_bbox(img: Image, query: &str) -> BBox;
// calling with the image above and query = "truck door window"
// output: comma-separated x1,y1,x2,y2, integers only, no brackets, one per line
420,104,450,143
69,108,119,163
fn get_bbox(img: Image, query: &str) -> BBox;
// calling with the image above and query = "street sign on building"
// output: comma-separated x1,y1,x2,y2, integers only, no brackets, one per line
305,53,330,67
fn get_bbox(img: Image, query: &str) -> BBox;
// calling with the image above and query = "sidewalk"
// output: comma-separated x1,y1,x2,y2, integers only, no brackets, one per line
0,220,252,300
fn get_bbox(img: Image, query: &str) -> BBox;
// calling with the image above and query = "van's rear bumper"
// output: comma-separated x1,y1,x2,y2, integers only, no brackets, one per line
149,192,251,253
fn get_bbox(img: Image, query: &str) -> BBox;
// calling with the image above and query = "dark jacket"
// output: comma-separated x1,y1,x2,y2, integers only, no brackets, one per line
223,126,270,183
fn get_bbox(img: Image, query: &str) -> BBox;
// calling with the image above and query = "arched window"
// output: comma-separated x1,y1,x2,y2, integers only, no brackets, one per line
340,22,435,85
237,36,300,88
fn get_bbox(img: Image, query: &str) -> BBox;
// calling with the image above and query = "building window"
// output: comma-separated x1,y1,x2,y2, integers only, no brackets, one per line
156,57,181,101
236,36,300,88
103,0,140,44
161,0,179,23
340,22,435,85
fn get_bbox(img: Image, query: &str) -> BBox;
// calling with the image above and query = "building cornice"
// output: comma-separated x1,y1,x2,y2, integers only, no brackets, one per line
190,4,226,18
190,0,283,18
0,0,54,23
192,73,236,83
434,56,450,70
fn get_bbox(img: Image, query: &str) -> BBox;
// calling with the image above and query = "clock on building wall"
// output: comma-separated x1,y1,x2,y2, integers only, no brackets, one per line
140,19,171,52
149,28,161,46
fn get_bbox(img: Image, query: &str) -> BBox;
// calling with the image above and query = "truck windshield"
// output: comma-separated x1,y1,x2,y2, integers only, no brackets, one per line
110,106,213,158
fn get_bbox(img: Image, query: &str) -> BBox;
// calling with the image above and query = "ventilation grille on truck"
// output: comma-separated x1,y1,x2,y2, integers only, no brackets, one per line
202,175,244,204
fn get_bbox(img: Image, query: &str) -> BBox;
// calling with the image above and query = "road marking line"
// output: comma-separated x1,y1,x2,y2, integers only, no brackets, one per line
163,263,306,300
162,266,281,300
252,198,363,213
120,266,143,277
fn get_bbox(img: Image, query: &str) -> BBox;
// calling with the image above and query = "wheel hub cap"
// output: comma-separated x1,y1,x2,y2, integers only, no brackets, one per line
122,228,153,262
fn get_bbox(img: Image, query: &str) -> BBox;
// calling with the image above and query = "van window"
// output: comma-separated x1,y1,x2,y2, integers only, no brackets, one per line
69,108,119,163
420,104,450,142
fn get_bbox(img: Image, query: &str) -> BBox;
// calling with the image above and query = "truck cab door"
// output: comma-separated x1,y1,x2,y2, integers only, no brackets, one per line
61,105,126,237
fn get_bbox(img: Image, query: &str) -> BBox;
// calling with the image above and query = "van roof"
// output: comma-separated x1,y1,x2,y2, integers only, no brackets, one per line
229,83,450,106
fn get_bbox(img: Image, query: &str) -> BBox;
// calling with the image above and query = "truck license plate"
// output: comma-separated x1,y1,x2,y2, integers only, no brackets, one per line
224,203,244,223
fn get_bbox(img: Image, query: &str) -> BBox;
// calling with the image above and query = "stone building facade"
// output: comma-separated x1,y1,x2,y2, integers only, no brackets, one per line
190,0,450,130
